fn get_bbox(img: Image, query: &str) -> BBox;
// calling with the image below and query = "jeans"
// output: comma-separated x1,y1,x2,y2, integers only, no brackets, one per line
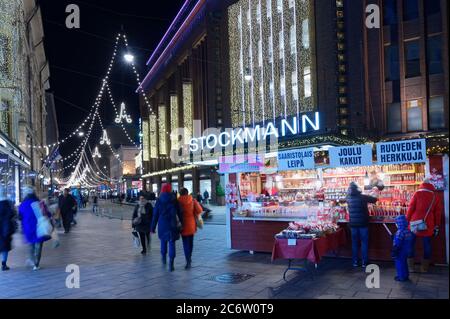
139,232,150,252
408,234,432,260
182,235,194,261
160,239,176,260
1,251,8,263
30,242,43,267
351,227,369,264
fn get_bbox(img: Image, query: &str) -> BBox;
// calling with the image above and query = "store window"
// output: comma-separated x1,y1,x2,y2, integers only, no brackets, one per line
383,0,398,25
407,100,423,131
427,35,443,75
403,0,419,21
404,40,421,78
303,67,312,98
387,102,402,132
384,44,400,81
428,96,445,129
0,100,11,137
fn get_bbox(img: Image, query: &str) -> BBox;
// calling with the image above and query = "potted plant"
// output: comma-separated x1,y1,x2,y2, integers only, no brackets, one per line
216,183,226,206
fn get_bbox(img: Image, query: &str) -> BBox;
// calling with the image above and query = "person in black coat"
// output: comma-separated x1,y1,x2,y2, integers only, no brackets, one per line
346,182,378,268
0,192,17,271
132,195,153,255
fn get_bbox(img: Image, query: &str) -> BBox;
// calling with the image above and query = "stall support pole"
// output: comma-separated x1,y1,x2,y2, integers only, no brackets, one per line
444,154,449,264
225,173,232,249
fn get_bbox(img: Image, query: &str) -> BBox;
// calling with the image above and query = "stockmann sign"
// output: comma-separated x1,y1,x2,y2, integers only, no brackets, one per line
188,112,320,152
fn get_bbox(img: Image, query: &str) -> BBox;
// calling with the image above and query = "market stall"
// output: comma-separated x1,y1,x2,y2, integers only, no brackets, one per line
224,138,448,263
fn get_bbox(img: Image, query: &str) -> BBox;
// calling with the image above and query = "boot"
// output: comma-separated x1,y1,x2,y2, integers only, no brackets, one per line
185,258,192,270
407,258,416,273
161,255,167,265
420,259,430,273
169,259,175,272
1,261,10,271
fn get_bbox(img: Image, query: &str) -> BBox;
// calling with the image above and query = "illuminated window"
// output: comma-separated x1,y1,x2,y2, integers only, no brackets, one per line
303,67,312,98
340,107,348,115
336,0,344,8
268,36,273,62
339,65,346,72
269,81,274,103
387,102,401,132
256,3,261,23
302,19,309,49
290,25,296,54
277,0,282,13
337,43,345,50
289,0,295,9
339,86,346,94
258,40,263,67
280,74,286,100
279,31,285,58
267,0,272,17
339,97,347,104
292,71,298,102
428,96,445,129
407,100,423,131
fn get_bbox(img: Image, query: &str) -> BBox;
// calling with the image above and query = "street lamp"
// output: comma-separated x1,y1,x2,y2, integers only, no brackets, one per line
124,53,134,63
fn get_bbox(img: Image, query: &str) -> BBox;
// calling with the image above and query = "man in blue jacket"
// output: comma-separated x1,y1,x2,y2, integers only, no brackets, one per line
346,182,378,268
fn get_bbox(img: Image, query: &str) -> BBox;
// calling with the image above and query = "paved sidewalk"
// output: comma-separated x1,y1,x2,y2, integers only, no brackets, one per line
0,209,447,299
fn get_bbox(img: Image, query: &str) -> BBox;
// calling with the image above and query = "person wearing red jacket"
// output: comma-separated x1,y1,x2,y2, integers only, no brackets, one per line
406,179,443,273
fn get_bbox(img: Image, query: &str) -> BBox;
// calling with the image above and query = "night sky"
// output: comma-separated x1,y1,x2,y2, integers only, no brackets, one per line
40,0,185,174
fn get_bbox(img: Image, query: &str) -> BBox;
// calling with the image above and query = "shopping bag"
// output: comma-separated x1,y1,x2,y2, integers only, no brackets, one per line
132,230,141,248
31,201,52,239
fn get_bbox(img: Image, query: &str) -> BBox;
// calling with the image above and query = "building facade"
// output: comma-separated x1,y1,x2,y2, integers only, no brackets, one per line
110,145,140,197
0,0,50,203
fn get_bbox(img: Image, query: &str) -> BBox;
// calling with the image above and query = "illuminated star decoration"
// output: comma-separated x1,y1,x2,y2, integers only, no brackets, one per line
115,102,133,124
92,146,102,159
100,129,111,145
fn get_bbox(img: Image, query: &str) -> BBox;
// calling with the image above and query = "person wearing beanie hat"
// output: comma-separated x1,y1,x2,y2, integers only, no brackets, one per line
151,183,183,271
346,182,378,268
0,187,17,271
392,215,414,281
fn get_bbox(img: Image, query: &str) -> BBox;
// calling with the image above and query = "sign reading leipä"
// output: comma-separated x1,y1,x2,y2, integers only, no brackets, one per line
376,139,426,164
328,144,373,167
277,148,315,170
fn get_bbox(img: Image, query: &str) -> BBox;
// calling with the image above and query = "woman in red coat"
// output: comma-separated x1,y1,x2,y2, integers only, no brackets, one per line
178,188,203,269
406,179,443,273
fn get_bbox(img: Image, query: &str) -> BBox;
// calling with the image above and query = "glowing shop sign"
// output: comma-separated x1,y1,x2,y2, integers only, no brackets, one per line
376,139,426,164
189,112,320,152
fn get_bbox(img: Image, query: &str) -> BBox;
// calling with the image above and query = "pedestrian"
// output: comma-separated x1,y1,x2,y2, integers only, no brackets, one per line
406,178,443,273
0,187,17,271
18,186,52,271
58,188,77,233
392,215,414,282
178,188,203,269
132,195,153,255
196,192,203,204
92,194,99,213
44,196,60,248
148,192,157,208
151,183,183,272
346,182,378,268
203,190,209,205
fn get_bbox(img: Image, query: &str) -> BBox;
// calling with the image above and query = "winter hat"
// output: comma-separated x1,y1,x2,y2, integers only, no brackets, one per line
161,183,172,193
22,185,36,197
395,215,408,230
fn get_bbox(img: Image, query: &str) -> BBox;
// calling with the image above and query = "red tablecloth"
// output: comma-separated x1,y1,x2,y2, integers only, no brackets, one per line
271,228,346,264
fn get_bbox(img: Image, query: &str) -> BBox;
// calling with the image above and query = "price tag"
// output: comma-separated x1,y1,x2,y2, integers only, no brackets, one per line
288,239,297,246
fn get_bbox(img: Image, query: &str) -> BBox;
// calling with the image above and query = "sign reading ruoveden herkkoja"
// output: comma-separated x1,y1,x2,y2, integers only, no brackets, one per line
376,139,426,164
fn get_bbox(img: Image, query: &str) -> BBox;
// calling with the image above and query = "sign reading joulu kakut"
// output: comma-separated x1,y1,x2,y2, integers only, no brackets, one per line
328,144,373,167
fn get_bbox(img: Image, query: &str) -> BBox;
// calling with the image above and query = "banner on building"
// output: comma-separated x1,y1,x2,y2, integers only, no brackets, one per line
329,144,373,167
376,139,426,165
277,148,315,171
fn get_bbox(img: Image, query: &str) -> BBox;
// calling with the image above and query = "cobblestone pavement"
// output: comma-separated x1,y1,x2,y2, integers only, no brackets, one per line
0,207,447,299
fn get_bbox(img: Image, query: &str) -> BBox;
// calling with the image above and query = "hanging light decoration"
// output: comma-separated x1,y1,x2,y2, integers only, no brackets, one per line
114,102,133,124
92,146,102,159
100,129,111,145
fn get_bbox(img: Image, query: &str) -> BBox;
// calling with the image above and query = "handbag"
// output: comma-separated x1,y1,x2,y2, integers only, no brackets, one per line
31,201,53,239
193,200,204,230
410,190,435,234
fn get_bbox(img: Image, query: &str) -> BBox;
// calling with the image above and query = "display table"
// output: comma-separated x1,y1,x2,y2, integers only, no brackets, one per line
271,228,347,280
